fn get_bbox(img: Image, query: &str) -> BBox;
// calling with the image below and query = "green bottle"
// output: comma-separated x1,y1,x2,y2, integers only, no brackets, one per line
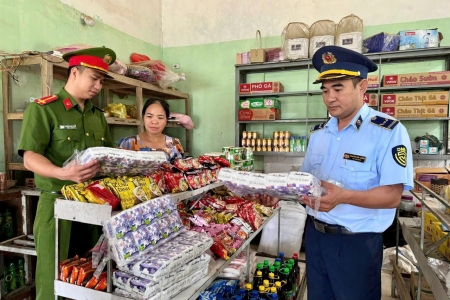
4,209,14,239
16,259,25,287
6,262,17,292
0,211,5,240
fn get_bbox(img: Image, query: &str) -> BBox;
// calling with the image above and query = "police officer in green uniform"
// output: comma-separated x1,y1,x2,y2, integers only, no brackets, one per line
18,47,115,300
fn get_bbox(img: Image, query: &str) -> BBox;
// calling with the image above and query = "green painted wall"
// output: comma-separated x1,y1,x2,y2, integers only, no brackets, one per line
163,17,450,165
0,0,161,171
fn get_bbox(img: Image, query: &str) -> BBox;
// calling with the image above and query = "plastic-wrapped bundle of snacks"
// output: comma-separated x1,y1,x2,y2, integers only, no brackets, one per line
104,195,185,266
113,254,210,297
64,147,167,176
117,230,213,279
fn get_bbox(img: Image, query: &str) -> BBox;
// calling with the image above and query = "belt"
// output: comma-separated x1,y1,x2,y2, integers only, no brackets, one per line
310,216,358,235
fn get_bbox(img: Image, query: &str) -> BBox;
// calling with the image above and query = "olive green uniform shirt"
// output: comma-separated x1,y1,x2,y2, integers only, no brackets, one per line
18,88,113,192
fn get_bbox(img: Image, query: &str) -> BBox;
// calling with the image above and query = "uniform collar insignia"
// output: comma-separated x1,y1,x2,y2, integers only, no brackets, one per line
63,98,73,110
355,115,363,130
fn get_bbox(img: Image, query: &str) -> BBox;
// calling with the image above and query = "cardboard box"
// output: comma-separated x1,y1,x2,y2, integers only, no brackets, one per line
380,105,448,118
250,48,266,63
410,272,435,300
419,140,430,148
415,167,450,192
419,147,438,155
238,108,281,121
383,71,450,87
399,29,439,50
367,75,380,88
239,83,251,94
239,98,281,110
381,92,449,106
251,82,284,93
363,93,378,106
265,48,284,63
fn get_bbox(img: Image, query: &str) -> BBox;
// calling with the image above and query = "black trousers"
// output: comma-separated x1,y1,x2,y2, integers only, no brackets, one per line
305,216,383,300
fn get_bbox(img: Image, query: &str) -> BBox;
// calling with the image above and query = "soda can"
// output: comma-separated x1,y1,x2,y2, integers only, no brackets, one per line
266,146,272,152
273,131,279,139
256,139,262,146
262,139,267,147
267,138,272,146
252,132,258,139
262,146,267,152
274,146,280,152
241,138,247,147
251,139,256,147
285,131,291,139
256,146,262,152
279,131,285,140
273,139,279,147
242,131,247,139
284,138,290,148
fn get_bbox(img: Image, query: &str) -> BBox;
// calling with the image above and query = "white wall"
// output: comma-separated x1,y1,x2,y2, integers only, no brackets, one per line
161,0,449,47
59,0,162,46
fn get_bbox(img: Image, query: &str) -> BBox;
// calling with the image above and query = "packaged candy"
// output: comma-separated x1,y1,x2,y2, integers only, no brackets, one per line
148,170,168,194
106,177,138,210
85,181,120,209
213,157,231,167
105,212,130,239
164,172,189,193
198,155,216,166
94,277,107,291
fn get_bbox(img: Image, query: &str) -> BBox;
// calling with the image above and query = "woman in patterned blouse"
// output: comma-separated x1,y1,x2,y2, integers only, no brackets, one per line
117,99,184,161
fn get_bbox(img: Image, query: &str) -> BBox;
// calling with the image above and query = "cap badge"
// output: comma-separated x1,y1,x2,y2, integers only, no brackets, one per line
103,54,112,65
322,52,337,64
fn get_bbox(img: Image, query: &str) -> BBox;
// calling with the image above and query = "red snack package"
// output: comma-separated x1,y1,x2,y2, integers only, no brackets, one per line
130,53,150,62
60,258,86,282
163,172,189,193
70,260,91,284
148,170,168,194
225,196,245,205
198,155,216,165
161,162,176,172
186,174,201,190
207,197,227,211
94,277,108,291
77,266,95,286
210,240,229,260
85,271,107,289
86,181,120,210
173,158,193,172
59,255,79,270
213,157,231,167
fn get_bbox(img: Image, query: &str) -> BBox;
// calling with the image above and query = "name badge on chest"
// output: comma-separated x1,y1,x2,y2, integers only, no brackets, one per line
59,125,77,130
343,153,366,163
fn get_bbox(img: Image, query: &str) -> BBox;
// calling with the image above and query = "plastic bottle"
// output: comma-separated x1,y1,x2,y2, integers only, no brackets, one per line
258,285,267,300
249,290,260,299
267,293,279,300
253,270,263,292
223,286,234,299
279,268,293,300
262,260,270,280
286,263,295,295
268,272,276,286
291,254,300,287
300,136,307,152
275,281,285,300
273,261,281,278
232,297,243,300
244,283,253,300
237,288,246,298
5,209,14,239
288,259,297,292
16,259,25,287
263,279,270,290
278,252,285,261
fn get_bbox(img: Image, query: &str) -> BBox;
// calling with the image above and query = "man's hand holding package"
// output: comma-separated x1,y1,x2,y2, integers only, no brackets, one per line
301,180,342,212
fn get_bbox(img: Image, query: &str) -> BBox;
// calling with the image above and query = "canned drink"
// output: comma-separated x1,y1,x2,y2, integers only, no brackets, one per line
284,138,290,148
256,146,262,152
252,132,258,139
285,131,291,139
251,139,256,147
267,138,272,146
256,139,262,146
246,139,252,147
262,146,267,152
262,139,267,147
273,139,279,147
279,139,285,147
285,146,291,152
273,131,279,139
242,131,247,139
252,146,256,151
266,146,272,152
274,146,280,152
279,131,285,140
241,138,247,147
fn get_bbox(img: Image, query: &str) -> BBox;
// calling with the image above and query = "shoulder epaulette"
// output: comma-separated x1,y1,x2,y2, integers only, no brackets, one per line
370,116,399,130
34,95,58,106
310,121,327,133
93,105,105,113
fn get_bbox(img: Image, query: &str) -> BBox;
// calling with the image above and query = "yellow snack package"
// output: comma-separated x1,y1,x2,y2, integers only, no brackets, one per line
63,183,88,202
107,177,137,210
131,176,162,201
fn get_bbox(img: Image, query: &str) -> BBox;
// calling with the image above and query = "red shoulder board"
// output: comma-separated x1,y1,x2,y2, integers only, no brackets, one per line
34,95,58,106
